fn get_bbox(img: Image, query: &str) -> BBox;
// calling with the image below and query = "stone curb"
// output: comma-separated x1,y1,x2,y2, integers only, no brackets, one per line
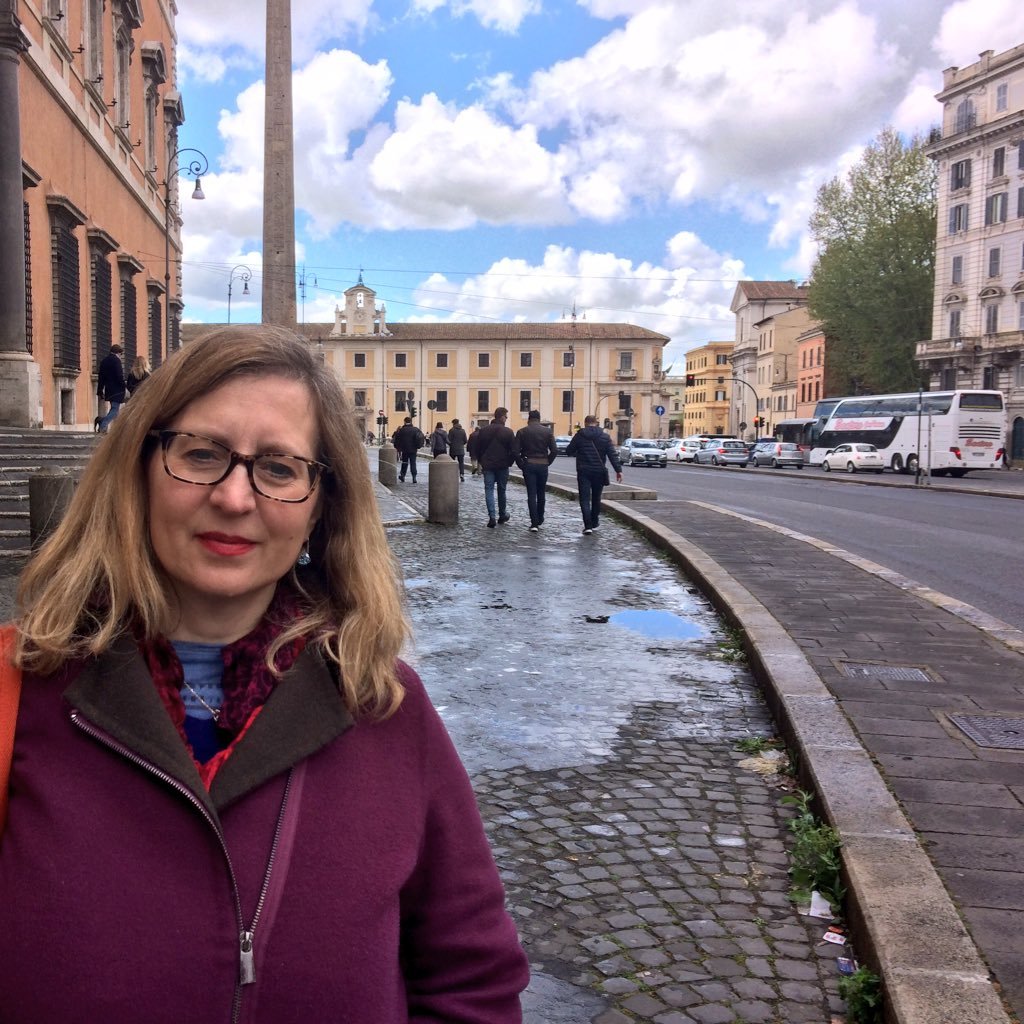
595,499,1013,1024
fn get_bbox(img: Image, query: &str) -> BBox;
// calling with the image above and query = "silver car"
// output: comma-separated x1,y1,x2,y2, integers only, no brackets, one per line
620,438,668,467
749,442,805,469
694,439,750,467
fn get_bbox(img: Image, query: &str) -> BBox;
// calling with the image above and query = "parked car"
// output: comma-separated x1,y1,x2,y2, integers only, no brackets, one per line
555,435,573,456
745,436,777,456
665,439,702,463
694,439,750,467
821,443,885,474
749,441,805,469
620,438,668,467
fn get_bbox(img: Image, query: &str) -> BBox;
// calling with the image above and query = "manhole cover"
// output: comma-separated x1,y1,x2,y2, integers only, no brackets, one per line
839,662,931,682
949,714,1024,750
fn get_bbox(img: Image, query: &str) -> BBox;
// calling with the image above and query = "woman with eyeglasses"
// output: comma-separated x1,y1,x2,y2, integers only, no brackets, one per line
0,326,528,1023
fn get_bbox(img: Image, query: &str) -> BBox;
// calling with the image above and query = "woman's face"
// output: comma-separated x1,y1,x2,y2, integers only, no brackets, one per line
147,374,322,640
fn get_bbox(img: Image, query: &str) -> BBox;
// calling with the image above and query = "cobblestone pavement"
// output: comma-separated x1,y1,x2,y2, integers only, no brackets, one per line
386,469,852,1024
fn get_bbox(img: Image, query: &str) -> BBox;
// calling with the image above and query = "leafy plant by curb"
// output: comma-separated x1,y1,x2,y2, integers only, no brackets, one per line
839,966,884,1024
717,626,747,663
780,789,845,912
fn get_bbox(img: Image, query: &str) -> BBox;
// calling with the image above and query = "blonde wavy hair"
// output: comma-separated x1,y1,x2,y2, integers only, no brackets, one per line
16,326,409,718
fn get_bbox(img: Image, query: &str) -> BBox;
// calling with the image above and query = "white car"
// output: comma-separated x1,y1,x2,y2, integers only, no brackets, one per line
620,438,668,467
821,443,885,474
665,439,702,463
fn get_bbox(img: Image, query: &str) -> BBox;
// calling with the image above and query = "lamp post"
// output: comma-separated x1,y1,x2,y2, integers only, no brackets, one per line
162,147,208,354
227,264,251,324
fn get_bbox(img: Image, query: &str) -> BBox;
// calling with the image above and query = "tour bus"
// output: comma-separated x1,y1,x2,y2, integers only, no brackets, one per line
774,397,845,450
809,390,1006,475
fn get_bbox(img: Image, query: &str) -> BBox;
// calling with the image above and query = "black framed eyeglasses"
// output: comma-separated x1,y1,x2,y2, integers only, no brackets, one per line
148,430,329,503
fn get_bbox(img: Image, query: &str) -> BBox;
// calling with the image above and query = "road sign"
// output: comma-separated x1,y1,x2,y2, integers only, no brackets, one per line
654,405,665,416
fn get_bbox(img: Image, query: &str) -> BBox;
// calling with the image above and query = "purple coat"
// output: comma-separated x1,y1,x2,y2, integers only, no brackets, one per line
0,638,528,1022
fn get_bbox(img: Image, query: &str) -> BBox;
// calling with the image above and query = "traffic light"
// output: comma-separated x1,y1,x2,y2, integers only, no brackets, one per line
685,374,696,387
618,391,631,410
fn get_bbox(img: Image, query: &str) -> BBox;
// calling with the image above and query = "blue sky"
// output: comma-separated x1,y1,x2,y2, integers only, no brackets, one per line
174,0,1024,369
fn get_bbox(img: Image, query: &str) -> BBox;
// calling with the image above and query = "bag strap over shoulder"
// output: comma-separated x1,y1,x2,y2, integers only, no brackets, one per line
0,623,21,837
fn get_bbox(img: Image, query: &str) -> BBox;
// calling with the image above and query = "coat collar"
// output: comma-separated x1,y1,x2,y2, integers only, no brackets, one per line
64,635,353,815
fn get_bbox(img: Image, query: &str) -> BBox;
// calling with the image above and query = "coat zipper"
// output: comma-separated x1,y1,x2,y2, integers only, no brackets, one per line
70,710,294,1023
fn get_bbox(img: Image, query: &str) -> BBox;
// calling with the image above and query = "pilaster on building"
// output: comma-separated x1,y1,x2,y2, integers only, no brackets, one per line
919,42,1024,460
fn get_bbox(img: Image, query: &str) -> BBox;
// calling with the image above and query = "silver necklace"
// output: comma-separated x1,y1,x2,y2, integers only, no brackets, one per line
180,679,223,723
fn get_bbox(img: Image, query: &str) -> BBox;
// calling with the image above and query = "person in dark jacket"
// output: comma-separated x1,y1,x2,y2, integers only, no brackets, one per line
1,326,529,1023
566,415,623,534
447,418,468,481
430,422,449,458
391,416,425,482
96,343,127,433
515,410,557,531
468,408,517,528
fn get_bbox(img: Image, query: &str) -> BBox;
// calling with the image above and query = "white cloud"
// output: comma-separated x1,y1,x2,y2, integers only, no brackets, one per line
933,0,1024,66
410,236,742,364
409,0,542,33
176,0,375,81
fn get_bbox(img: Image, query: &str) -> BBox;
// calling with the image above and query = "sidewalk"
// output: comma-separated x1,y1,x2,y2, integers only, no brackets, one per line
384,459,1022,1024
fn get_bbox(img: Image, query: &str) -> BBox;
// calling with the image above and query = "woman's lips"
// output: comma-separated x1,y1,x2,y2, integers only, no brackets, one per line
197,532,257,557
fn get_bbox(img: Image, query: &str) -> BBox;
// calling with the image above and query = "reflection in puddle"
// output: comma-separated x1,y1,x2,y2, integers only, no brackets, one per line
610,608,706,640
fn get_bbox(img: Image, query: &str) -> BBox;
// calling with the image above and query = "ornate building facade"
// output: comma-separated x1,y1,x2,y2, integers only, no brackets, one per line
319,279,671,443
918,43,1024,460
2,0,185,428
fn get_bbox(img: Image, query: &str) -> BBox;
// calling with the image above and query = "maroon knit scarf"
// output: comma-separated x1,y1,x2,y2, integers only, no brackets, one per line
139,584,308,737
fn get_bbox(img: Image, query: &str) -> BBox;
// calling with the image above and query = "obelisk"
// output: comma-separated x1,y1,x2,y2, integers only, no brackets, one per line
262,0,297,326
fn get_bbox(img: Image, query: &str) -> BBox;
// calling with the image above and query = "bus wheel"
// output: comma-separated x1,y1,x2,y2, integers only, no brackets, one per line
906,454,919,474
891,454,903,473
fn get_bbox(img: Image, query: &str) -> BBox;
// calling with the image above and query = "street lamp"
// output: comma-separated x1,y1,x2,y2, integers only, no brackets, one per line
568,342,575,431
227,264,251,324
162,147,208,355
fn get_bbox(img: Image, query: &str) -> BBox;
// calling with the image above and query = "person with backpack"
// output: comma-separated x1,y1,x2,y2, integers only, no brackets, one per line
392,416,425,482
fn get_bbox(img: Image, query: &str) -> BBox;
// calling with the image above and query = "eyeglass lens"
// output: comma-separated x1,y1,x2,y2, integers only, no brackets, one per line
163,432,317,501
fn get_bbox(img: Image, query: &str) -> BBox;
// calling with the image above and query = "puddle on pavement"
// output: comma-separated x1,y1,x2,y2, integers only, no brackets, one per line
608,608,706,641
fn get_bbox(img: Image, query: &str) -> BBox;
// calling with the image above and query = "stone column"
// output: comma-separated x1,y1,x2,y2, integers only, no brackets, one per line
262,0,297,327
0,2,41,426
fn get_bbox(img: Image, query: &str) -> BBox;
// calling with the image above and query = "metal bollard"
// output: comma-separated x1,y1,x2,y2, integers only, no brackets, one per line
427,454,459,525
378,444,398,487
29,471,79,549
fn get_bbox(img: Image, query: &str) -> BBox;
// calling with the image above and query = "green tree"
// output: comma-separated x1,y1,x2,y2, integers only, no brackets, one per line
808,127,936,395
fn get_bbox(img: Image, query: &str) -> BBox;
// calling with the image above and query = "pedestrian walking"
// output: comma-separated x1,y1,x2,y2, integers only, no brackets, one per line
0,325,528,1021
125,355,151,398
392,416,425,482
566,415,623,535
430,422,449,458
448,418,468,481
469,408,517,528
515,410,557,532
468,425,482,476
96,343,127,434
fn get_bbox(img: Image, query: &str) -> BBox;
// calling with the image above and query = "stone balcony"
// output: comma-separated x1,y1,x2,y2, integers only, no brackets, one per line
916,331,1024,362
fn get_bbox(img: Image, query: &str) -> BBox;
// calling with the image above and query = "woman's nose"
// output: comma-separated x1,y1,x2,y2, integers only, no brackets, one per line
210,461,257,509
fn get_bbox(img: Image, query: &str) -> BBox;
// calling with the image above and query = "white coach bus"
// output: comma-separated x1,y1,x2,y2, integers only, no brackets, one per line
809,390,1006,476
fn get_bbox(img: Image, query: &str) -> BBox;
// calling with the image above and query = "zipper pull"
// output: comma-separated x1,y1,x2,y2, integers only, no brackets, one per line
239,931,255,985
